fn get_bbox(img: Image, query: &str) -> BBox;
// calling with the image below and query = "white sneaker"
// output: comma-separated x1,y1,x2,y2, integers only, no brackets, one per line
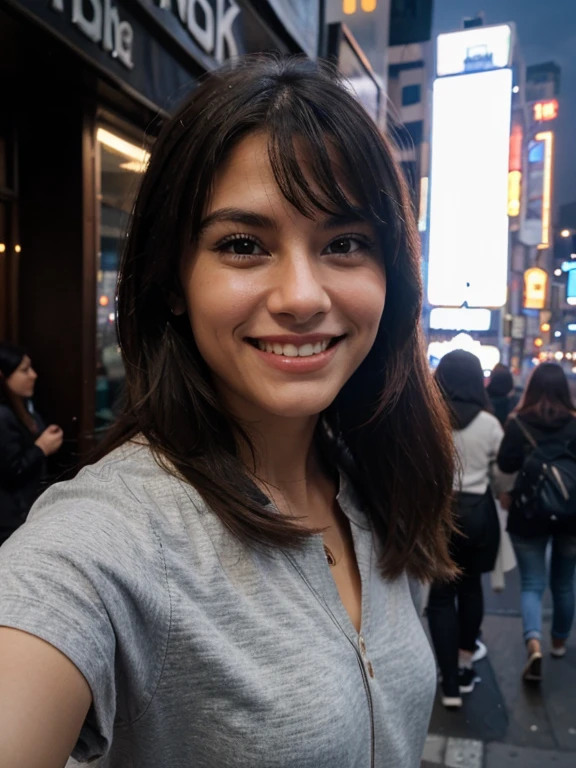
441,695,463,709
550,645,567,658
471,640,487,663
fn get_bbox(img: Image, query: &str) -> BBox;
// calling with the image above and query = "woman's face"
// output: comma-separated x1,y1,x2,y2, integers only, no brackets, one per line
6,356,37,399
179,132,386,421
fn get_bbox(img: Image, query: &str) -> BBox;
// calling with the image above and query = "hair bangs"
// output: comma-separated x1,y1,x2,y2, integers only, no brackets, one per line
265,101,362,222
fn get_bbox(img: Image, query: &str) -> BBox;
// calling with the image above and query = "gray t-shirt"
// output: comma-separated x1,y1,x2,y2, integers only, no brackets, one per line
0,442,435,767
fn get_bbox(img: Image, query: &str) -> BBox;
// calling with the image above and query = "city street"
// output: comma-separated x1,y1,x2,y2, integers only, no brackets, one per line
423,567,576,767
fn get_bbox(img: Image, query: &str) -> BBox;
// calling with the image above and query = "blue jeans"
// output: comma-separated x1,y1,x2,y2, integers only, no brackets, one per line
511,534,576,642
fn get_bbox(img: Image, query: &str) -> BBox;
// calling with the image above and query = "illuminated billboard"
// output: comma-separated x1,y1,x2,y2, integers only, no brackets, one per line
562,261,576,306
429,307,491,331
427,67,512,307
523,267,548,309
436,24,513,77
520,131,554,248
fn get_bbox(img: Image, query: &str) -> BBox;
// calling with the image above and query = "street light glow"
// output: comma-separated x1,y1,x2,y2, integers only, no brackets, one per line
561,229,571,238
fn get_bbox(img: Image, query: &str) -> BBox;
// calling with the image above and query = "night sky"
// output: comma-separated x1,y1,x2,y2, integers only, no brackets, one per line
433,0,576,209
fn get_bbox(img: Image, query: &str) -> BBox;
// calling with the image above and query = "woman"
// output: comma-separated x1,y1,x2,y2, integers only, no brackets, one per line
0,57,456,768
0,342,63,545
486,363,520,427
497,362,576,682
428,350,503,709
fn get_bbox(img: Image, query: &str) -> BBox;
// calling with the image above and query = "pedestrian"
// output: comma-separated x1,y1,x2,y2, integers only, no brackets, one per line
0,342,63,546
428,350,503,709
497,362,576,682
0,57,457,767
486,363,520,426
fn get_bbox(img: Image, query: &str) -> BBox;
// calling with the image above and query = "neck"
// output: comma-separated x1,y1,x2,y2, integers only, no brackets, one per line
218,388,337,522
245,415,337,525
243,413,320,487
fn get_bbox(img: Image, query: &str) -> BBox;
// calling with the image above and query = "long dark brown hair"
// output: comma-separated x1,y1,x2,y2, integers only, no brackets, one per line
96,56,456,581
518,362,575,422
0,342,38,434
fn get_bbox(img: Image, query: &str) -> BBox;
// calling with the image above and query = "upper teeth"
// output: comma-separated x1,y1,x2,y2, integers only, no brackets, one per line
256,340,331,356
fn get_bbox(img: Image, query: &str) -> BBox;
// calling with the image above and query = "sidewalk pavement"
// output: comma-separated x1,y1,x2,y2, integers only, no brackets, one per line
423,609,576,767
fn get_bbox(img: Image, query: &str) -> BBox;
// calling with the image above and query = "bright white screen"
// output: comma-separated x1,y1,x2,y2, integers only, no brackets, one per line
427,68,512,307
429,307,491,331
436,25,512,77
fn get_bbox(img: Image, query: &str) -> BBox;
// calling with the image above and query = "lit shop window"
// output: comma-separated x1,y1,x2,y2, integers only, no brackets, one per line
95,127,150,436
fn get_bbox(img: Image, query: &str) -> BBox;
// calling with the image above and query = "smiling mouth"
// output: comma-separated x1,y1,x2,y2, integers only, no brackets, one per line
245,336,346,358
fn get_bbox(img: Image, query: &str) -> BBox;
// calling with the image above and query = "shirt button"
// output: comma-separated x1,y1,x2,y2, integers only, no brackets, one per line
367,662,375,678
358,635,367,656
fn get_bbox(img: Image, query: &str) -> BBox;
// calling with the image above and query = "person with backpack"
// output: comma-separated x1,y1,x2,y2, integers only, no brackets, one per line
497,362,576,682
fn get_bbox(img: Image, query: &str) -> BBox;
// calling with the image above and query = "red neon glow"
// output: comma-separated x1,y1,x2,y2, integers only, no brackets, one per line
509,123,523,171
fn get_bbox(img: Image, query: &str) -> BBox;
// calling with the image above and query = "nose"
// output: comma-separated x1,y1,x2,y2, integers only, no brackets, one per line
30,368,38,381
267,253,331,324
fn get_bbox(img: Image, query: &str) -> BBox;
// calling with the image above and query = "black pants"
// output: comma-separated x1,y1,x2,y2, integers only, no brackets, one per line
427,572,484,694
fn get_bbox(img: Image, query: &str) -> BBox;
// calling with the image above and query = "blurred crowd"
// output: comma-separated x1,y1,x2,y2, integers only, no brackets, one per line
430,352,576,708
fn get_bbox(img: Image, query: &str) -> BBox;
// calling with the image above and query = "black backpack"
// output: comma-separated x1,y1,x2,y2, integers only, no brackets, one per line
512,417,576,523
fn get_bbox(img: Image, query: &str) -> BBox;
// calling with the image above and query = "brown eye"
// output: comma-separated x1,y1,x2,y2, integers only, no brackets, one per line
230,239,261,255
216,235,267,259
324,236,368,255
328,238,354,254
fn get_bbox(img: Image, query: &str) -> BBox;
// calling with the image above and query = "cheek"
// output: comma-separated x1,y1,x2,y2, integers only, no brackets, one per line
341,272,386,337
184,264,260,347
6,377,22,396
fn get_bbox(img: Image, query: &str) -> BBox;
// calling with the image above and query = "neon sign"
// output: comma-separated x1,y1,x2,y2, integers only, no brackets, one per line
524,267,548,310
533,100,559,122
535,131,554,249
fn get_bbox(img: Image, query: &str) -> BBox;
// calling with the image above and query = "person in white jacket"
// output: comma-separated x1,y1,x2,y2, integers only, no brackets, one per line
428,350,504,709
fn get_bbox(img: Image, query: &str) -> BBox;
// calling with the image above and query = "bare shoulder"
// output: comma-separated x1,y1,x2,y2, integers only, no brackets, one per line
0,626,91,768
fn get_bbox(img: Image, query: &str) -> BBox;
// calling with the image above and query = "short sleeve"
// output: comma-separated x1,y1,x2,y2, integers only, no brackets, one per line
0,472,170,761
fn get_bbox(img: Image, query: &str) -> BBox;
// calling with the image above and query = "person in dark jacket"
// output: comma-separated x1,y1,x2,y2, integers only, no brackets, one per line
428,351,504,709
486,364,520,426
497,362,576,682
0,343,63,545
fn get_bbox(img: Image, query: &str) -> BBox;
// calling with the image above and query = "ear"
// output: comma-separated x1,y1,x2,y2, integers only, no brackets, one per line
167,292,187,316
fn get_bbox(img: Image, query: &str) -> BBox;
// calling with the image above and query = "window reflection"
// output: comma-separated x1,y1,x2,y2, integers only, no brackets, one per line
95,127,149,436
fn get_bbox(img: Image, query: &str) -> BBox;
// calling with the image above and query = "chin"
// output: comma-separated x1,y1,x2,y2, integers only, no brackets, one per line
260,396,336,420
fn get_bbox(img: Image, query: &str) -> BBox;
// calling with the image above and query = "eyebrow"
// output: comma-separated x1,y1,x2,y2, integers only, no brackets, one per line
196,207,370,237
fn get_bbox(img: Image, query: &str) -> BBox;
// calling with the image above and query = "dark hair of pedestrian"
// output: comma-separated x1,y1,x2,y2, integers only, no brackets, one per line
519,362,575,422
486,363,514,399
435,350,489,413
94,55,457,582
0,342,37,434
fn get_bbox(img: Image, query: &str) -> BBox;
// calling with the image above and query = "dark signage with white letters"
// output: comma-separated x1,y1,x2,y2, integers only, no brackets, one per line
155,0,242,62
6,0,295,111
